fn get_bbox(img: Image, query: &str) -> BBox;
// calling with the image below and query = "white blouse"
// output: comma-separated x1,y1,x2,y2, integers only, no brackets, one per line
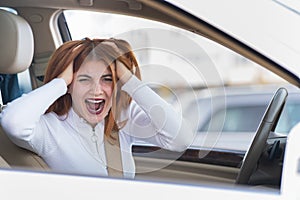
0,75,193,178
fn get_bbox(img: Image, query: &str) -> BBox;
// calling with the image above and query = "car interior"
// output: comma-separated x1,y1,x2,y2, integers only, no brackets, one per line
0,9,49,171
0,0,292,191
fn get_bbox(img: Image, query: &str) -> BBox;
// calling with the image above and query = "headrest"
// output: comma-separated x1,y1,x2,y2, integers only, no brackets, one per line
0,9,34,74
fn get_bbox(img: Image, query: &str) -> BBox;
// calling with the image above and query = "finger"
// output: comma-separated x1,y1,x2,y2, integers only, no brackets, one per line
116,60,132,84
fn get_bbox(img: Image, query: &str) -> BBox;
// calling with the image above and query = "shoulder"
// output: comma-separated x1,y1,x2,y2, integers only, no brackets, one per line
41,111,68,123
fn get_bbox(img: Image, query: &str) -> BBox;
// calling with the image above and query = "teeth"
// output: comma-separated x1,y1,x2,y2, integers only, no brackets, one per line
86,99,104,103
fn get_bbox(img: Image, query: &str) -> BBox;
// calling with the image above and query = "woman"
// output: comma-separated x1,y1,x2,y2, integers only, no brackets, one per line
0,38,193,178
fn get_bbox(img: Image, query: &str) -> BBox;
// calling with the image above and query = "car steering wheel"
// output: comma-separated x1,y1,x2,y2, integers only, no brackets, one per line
235,87,288,185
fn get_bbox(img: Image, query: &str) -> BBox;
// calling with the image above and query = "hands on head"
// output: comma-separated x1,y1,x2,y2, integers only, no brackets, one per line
57,41,133,86
58,59,133,86
58,60,74,85
45,38,140,134
114,60,132,84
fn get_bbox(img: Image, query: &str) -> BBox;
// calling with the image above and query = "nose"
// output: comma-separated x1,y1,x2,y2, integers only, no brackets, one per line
91,81,103,95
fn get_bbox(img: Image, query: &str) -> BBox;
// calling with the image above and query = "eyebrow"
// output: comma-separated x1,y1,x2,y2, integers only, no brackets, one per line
102,74,112,78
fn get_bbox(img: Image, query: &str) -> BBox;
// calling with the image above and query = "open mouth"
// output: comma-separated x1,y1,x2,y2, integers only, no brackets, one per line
85,98,105,115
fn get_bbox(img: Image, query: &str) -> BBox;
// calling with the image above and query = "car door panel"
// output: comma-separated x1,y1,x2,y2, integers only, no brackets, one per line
133,145,243,185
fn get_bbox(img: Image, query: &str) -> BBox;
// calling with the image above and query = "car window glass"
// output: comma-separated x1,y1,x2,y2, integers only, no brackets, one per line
276,103,300,134
201,106,267,132
63,10,291,152
64,10,288,103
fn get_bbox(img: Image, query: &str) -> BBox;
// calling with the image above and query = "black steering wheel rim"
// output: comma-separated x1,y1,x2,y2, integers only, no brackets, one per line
235,87,288,185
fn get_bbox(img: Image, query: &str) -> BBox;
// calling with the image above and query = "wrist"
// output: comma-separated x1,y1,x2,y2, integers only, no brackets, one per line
118,71,132,84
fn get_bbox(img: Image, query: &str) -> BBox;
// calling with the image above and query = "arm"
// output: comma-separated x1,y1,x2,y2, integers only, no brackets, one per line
0,78,67,150
121,75,194,152
115,60,194,151
0,60,72,151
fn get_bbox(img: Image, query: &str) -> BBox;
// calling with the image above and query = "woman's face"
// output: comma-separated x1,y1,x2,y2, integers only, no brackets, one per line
68,60,113,127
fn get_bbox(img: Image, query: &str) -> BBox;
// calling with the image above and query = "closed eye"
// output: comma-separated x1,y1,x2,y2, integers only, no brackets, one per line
79,78,89,82
77,75,92,82
102,74,113,82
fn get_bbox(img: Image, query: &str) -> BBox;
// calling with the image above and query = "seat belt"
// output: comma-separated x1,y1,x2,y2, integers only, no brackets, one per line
104,131,123,178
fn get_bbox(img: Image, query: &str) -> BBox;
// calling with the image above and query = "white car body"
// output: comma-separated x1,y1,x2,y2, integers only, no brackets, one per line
1,0,300,199
2,125,300,200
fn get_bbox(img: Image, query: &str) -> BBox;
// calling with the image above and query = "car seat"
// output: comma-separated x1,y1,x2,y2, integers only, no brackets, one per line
0,9,49,171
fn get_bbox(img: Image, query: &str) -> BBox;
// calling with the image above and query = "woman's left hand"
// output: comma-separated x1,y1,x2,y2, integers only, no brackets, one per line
115,60,132,84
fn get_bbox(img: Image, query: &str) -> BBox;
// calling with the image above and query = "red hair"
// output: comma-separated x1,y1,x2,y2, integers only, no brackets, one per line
43,38,141,139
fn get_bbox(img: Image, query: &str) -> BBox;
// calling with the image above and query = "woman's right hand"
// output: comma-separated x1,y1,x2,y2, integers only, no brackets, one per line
58,61,74,86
